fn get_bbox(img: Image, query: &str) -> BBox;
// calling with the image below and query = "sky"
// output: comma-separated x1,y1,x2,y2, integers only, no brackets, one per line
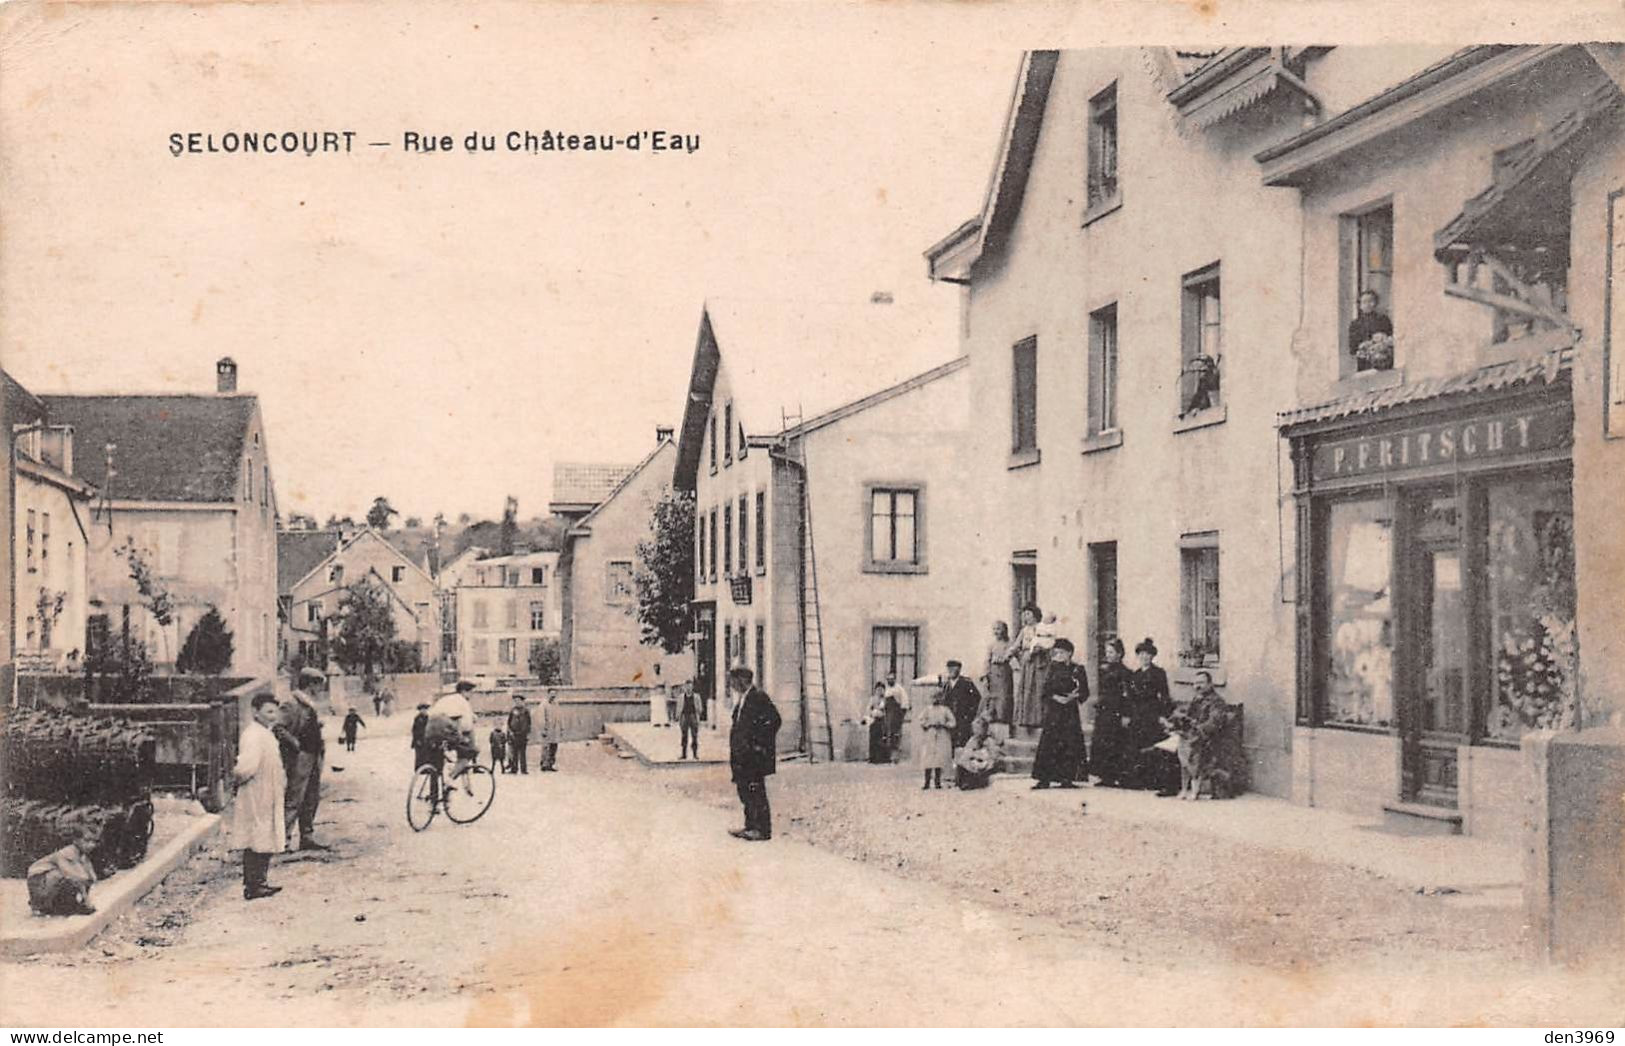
0,2,1033,524
1,1,1605,524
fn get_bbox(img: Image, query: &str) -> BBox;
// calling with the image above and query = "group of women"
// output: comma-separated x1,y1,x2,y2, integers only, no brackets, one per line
985,604,1178,791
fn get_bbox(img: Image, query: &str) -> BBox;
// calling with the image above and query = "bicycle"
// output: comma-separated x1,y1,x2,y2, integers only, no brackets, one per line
406,748,496,831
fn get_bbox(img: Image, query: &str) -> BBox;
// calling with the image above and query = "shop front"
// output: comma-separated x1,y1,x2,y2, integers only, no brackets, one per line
1282,359,1577,841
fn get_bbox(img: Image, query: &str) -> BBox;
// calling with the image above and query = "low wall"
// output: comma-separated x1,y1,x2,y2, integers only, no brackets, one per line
17,674,253,710
468,685,655,743
323,673,441,716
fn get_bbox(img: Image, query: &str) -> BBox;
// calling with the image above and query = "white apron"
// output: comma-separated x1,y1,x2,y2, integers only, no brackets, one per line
229,721,287,853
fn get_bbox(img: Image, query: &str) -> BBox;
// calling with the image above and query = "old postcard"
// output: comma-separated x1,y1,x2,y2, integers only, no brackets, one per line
2,0,1623,1029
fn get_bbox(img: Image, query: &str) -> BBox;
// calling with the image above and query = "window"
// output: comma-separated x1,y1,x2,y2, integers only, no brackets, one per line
868,487,920,568
724,503,734,575
709,412,718,473
738,495,749,573
755,622,766,690
1088,303,1120,436
709,508,719,581
1012,337,1038,458
416,601,431,623
299,639,319,663
697,514,707,581
472,638,490,665
40,512,50,570
329,564,344,584
754,491,766,572
1485,475,1575,742
724,623,733,671
531,567,546,585
529,638,547,667
25,510,35,573
724,402,734,465
871,626,920,690
506,568,520,587
25,615,36,648
391,565,406,583
606,561,634,605
1087,82,1120,214
473,600,489,628
739,421,749,459
307,601,322,624
244,458,253,502
1322,499,1394,728
1179,537,1221,665
1342,203,1395,372
505,599,519,629
498,638,517,665
528,600,546,629
1180,264,1223,416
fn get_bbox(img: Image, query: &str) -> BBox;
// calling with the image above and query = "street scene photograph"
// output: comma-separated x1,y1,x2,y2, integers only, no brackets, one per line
1,0,1624,1030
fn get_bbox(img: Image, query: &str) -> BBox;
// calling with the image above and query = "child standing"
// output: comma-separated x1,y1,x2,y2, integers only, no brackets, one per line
916,691,956,790
489,725,509,773
341,708,366,752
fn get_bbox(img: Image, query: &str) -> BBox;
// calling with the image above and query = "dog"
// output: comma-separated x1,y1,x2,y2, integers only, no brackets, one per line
1159,710,1232,800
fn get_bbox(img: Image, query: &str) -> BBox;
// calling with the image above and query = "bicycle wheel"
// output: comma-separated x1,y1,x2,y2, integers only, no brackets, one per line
406,766,439,831
444,764,496,824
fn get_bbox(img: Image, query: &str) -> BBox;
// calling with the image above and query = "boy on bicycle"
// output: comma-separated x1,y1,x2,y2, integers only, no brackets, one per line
423,681,481,793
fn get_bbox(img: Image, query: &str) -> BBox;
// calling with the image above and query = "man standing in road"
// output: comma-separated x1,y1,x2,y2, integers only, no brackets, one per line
882,670,908,764
233,692,286,900
538,689,561,772
942,659,983,754
727,666,781,842
507,694,532,774
678,682,701,760
275,668,329,852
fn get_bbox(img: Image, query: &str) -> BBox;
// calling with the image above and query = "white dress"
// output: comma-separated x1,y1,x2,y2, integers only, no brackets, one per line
229,721,287,854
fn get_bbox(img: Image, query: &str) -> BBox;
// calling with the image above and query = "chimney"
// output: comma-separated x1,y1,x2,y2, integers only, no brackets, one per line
870,291,894,305
216,356,238,393
655,425,675,444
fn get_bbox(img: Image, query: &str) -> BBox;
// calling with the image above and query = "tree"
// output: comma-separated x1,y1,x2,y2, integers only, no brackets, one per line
403,516,422,530
367,497,399,530
383,639,424,675
633,488,695,655
498,496,519,555
457,512,472,526
329,577,396,692
528,637,564,685
177,607,234,675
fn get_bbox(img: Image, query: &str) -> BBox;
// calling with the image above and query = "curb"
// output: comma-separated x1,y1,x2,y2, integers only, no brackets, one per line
605,723,727,770
1,814,222,960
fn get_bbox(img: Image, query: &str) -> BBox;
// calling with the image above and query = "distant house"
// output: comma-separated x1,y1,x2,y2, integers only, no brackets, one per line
674,298,974,757
40,358,279,679
558,430,686,686
452,548,562,680
280,527,441,672
6,371,95,678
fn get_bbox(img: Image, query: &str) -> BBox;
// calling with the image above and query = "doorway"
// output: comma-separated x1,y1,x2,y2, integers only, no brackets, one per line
1088,542,1119,676
1012,556,1037,631
693,603,716,722
1398,489,1467,807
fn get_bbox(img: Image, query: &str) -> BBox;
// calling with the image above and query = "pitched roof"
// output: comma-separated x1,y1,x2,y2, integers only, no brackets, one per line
278,529,341,594
3,371,47,427
39,394,257,503
1172,48,1229,81
567,438,676,537
551,463,637,508
1277,343,1572,430
380,529,434,572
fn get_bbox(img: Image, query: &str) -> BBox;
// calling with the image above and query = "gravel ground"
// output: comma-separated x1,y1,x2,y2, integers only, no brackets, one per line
582,744,1520,970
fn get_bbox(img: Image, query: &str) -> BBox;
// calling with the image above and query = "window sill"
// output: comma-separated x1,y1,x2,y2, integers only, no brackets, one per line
863,561,928,576
1335,366,1405,395
1173,404,1227,434
1082,195,1122,228
1304,721,1395,736
1080,428,1123,455
754,565,766,577
1008,447,1042,471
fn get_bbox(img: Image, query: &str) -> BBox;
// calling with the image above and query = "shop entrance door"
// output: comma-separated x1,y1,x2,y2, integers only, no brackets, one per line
1398,490,1468,807
693,603,716,721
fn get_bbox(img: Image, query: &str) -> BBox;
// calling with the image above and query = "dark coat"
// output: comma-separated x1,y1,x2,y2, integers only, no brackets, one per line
1127,664,1173,750
1031,661,1088,783
507,705,532,741
410,711,429,750
729,687,782,783
944,676,983,748
1089,661,1133,782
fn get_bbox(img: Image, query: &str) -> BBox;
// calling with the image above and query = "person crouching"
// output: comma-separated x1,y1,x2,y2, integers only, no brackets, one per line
27,828,99,916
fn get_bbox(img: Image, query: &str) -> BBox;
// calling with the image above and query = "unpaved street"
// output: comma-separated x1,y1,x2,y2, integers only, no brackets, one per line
2,720,1619,1027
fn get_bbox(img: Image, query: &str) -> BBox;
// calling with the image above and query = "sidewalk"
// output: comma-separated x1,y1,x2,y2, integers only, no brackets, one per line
606,721,727,767
0,810,222,959
993,775,1521,900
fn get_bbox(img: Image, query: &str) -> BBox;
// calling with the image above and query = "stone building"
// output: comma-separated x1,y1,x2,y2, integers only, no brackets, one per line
278,526,442,672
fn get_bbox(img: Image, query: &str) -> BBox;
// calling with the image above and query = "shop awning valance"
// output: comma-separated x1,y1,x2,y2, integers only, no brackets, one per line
1277,344,1572,432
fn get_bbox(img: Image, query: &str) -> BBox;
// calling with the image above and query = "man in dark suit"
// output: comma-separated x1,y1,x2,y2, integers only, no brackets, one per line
942,659,983,751
410,702,432,772
506,694,532,774
727,666,781,842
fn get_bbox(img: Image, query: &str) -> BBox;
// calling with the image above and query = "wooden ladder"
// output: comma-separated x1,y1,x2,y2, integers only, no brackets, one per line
784,410,835,763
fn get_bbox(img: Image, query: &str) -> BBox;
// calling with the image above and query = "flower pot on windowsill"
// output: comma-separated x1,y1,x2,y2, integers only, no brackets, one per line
1354,334,1395,372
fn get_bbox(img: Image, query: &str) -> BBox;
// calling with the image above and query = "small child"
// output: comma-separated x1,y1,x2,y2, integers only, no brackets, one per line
1035,613,1059,651
489,725,509,773
954,716,1001,791
27,830,98,916
341,708,366,752
916,691,956,790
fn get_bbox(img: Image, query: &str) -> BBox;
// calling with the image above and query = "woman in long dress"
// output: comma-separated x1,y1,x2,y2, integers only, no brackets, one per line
981,621,1015,725
1089,637,1132,786
1031,638,1088,788
1126,637,1174,791
1011,604,1052,731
